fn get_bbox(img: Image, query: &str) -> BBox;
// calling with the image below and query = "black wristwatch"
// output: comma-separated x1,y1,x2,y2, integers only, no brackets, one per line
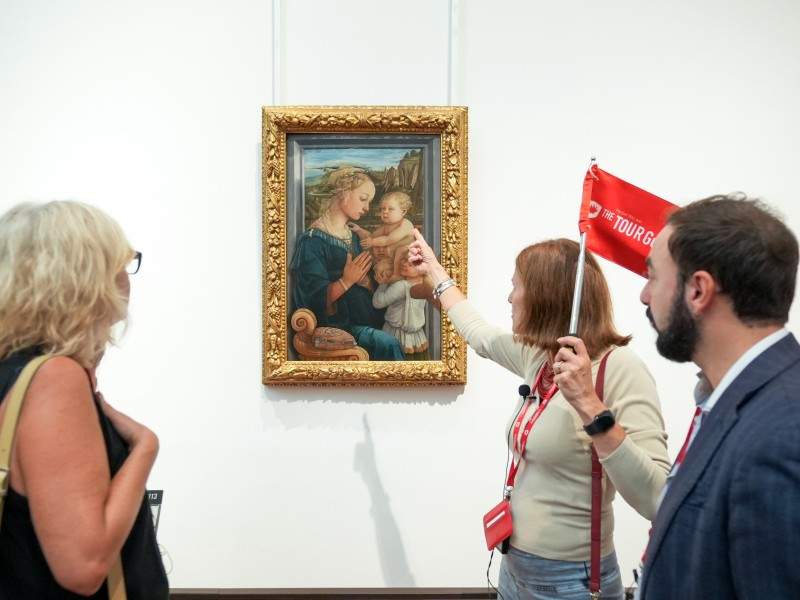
583,410,615,436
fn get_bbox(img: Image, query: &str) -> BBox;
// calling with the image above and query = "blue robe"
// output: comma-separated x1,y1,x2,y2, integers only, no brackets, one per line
290,228,404,361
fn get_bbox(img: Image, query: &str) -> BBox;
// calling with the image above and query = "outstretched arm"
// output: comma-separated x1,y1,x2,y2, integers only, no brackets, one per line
347,223,370,240
407,229,464,311
407,229,534,377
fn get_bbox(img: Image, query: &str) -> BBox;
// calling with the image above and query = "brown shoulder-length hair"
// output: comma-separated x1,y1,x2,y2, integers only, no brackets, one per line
514,239,631,358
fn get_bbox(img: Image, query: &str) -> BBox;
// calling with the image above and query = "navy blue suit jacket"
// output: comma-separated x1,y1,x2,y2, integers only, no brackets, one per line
640,333,800,600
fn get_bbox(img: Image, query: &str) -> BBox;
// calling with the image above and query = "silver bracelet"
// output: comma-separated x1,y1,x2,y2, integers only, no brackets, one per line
432,278,456,300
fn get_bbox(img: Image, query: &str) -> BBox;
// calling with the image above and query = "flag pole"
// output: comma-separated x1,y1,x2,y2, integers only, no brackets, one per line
568,231,587,336
569,156,596,337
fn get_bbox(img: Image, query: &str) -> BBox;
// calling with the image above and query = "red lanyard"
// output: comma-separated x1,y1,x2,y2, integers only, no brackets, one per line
506,363,559,488
674,406,703,467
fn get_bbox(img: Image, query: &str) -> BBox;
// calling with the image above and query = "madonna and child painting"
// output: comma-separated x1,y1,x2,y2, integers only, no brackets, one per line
288,147,437,362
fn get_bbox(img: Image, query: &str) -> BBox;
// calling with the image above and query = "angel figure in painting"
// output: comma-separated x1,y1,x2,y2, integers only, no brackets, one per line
372,246,429,360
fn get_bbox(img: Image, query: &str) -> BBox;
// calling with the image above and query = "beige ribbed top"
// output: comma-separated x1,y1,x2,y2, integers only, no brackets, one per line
448,300,670,560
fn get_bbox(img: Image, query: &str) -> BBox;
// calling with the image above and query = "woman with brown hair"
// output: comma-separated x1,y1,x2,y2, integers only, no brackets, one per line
408,231,669,600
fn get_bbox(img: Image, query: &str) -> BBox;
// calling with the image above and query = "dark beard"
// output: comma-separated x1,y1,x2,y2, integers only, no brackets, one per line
647,290,699,363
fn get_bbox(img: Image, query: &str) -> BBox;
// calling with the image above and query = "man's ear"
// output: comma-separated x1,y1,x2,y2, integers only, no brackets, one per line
684,270,718,316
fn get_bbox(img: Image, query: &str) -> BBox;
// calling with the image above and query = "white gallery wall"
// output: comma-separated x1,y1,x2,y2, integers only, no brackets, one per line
1,0,799,589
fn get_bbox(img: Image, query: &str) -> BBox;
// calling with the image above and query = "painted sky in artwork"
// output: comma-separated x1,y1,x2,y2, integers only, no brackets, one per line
304,148,417,180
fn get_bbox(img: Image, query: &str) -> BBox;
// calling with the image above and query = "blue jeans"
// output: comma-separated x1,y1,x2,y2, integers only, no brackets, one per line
498,546,624,600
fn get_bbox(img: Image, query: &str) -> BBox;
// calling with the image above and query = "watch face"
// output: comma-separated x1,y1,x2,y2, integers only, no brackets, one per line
597,413,614,427
585,410,615,435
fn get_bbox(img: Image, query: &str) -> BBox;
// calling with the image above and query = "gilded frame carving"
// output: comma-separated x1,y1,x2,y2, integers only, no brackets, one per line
262,106,468,385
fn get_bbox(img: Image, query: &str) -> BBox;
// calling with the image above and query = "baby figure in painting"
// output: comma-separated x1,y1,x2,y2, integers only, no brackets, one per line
349,191,415,263
372,246,428,358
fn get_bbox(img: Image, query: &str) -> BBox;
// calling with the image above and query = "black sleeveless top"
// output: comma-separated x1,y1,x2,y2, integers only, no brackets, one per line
0,350,169,599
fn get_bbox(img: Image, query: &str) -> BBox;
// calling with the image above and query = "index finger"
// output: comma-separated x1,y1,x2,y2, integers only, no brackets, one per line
557,336,589,359
411,228,428,245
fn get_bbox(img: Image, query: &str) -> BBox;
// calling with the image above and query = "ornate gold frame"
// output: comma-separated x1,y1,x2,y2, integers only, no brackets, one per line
262,106,468,385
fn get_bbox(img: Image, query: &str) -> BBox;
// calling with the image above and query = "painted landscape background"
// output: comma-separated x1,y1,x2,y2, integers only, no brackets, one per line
303,147,424,233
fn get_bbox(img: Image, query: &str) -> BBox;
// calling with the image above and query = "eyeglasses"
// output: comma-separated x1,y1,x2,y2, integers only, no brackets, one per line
126,251,142,275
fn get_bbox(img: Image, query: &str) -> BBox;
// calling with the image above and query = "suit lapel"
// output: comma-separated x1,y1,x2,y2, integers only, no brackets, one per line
642,333,800,596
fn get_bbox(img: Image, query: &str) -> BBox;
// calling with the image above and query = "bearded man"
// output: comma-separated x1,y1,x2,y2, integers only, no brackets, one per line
638,195,800,600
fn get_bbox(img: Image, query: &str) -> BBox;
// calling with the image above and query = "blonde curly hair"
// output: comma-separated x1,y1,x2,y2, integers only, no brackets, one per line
322,167,374,212
380,191,413,213
0,201,134,367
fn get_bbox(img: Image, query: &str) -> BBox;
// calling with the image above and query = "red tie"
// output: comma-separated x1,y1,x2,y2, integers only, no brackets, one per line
674,406,703,467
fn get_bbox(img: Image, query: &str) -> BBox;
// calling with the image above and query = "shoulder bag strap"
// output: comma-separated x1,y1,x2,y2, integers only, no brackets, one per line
108,557,127,600
590,349,613,599
0,354,51,523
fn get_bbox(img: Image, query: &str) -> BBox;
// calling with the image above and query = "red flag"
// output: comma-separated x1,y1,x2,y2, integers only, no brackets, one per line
579,164,677,277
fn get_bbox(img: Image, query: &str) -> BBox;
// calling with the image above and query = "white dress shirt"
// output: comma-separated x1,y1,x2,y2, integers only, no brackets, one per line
662,328,790,496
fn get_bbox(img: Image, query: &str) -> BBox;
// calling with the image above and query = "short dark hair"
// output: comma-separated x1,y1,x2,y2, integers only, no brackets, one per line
515,238,631,358
667,195,798,325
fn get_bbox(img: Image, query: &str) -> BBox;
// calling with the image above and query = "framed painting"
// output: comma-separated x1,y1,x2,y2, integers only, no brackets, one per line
262,106,468,385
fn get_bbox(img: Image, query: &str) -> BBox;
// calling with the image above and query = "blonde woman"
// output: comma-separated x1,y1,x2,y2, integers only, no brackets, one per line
290,168,404,360
0,202,167,598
